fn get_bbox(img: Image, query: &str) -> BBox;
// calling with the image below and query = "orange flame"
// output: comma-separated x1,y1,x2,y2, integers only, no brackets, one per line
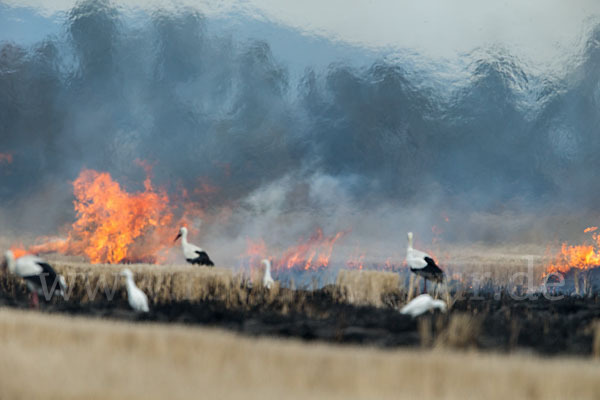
13,165,203,264
240,229,348,271
379,256,406,271
383,257,393,270
346,247,366,270
242,238,268,273
277,229,348,270
545,227,600,275
67,169,174,263
9,244,28,259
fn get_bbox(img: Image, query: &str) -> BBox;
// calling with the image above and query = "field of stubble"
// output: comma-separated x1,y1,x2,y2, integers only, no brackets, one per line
1,308,600,400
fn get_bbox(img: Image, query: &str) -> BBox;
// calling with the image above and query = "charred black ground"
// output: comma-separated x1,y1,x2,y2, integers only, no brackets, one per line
1,285,599,356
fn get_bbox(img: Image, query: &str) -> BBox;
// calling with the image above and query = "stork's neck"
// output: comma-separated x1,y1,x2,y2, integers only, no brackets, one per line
125,276,135,291
181,231,189,247
407,237,413,250
265,262,271,277
6,257,15,274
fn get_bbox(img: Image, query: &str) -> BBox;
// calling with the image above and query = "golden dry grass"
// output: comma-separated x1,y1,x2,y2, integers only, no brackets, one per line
0,249,557,314
435,313,483,349
335,269,402,307
0,238,558,309
2,261,411,309
57,261,240,304
1,261,246,304
0,308,599,400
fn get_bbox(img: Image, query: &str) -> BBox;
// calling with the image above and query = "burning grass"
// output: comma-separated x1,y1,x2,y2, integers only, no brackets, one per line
0,308,600,400
9,164,204,264
9,162,582,291
3,163,597,299
544,226,600,278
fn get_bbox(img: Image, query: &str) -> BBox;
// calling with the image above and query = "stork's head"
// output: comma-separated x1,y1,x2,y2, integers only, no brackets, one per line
432,299,447,313
174,226,188,242
3,250,15,274
120,268,134,279
407,232,414,246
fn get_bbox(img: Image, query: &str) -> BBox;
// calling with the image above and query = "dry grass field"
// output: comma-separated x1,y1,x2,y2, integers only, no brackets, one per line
1,244,597,390
0,243,554,310
2,260,416,309
0,308,599,400
1,246,599,398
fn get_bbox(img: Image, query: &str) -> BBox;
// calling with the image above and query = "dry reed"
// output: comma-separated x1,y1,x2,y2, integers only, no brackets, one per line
435,313,483,349
335,269,404,307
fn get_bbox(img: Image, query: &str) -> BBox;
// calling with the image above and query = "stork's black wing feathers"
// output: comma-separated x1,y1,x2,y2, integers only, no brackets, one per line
22,261,64,296
190,251,214,266
418,257,444,282
36,261,59,277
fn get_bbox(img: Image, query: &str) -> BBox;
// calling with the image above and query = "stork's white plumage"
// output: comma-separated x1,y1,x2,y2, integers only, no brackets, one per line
174,227,214,266
262,259,275,289
121,268,149,313
400,294,447,317
405,232,444,292
4,250,67,307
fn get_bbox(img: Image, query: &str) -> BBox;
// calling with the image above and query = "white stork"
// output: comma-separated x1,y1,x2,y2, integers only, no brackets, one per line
262,259,275,289
174,227,214,266
400,294,447,317
121,268,149,313
405,232,444,293
3,250,67,308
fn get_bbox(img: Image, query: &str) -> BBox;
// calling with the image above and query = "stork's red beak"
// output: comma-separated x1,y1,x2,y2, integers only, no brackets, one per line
174,232,182,242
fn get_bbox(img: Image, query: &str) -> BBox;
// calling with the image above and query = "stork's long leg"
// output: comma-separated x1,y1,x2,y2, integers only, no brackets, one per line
408,274,416,301
30,292,39,309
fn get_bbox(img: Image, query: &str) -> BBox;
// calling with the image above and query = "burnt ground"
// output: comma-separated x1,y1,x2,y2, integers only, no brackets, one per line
1,286,599,356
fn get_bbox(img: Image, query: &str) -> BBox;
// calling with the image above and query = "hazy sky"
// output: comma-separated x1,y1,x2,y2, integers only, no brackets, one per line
3,0,600,66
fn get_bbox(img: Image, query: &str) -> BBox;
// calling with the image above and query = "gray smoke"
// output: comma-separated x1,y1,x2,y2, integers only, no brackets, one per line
1,1,599,255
